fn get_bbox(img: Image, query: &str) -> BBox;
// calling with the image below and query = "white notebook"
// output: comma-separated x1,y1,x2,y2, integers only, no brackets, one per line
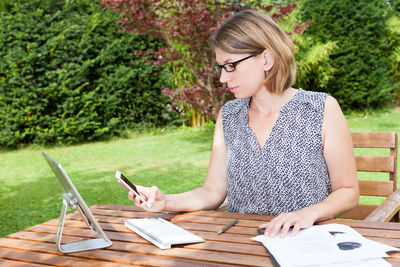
124,218,204,249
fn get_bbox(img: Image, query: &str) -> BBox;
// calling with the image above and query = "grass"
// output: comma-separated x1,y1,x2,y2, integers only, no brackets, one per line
0,126,214,238
0,108,399,238
346,107,400,132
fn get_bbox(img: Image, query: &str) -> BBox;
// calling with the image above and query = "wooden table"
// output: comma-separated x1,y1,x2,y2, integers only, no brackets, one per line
1,204,400,266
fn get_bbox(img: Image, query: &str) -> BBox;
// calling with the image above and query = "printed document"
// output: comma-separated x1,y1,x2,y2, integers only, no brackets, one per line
252,223,398,267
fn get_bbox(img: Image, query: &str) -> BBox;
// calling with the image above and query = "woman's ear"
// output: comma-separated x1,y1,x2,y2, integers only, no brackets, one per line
262,50,274,72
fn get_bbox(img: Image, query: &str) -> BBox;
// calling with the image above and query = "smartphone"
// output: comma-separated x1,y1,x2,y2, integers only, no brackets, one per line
115,170,151,208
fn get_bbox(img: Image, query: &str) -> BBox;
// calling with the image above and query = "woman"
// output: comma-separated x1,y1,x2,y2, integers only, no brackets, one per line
125,10,359,238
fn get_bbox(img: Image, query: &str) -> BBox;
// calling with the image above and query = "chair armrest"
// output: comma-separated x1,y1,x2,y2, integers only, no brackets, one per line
364,189,400,222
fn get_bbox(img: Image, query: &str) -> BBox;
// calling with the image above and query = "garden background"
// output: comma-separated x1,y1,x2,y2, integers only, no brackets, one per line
0,0,399,237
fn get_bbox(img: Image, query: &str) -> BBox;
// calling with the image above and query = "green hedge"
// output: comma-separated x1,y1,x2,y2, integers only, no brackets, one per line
299,0,397,111
386,0,400,104
0,0,175,149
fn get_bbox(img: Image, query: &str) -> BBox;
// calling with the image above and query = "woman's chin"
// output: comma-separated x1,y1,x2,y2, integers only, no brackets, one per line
234,92,249,99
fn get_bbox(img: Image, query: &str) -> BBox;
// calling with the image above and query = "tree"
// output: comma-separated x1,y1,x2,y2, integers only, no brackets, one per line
299,0,396,111
102,0,310,126
386,0,400,105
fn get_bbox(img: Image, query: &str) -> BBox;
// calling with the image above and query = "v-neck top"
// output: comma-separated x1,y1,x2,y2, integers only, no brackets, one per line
222,89,331,215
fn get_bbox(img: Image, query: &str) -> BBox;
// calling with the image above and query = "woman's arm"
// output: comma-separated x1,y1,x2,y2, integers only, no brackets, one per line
261,95,359,237
130,110,228,212
313,95,360,219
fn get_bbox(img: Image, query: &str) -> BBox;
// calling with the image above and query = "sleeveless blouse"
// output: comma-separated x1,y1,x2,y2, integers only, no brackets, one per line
222,89,332,215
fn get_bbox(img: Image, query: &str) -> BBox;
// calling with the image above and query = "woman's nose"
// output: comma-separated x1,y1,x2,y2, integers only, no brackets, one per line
219,69,232,84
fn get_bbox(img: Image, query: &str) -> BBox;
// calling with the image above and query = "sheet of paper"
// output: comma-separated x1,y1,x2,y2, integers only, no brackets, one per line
299,257,391,267
252,224,398,267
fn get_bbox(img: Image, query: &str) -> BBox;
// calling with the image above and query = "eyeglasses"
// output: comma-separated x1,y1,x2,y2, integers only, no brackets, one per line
214,53,257,74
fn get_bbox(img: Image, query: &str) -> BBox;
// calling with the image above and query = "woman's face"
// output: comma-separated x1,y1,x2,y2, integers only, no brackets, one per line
215,47,267,99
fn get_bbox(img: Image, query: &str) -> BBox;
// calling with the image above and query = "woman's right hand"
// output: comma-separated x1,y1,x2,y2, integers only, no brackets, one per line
128,185,167,212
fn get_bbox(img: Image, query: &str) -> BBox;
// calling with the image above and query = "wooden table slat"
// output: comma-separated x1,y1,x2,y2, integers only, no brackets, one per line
89,208,178,220
90,204,145,212
0,246,134,267
81,209,400,231
66,212,264,228
319,218,400,230
25,223,260,246
41,217,261,237
0,258,50,266
386,258,400,266
8,230,267,257
0,238,269,267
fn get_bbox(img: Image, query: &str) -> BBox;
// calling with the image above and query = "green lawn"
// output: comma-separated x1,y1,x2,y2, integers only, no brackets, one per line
0,108,399,238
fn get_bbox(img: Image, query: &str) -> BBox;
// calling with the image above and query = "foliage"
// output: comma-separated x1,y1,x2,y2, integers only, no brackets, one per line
103,0,317,126
386,0,400,105
299,0,397,111
261,2,338,92
0,0,175,149
294,37,337,90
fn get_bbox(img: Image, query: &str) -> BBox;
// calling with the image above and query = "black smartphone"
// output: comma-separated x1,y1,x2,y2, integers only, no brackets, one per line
115,170,151,208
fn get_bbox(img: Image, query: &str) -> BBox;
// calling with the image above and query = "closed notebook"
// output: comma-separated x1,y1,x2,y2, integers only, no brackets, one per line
124,218,204,249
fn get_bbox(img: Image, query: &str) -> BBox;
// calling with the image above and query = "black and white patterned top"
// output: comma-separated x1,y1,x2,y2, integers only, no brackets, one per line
222,89,332,215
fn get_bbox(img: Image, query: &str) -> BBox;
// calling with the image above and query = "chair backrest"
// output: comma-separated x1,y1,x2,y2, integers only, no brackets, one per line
340,132,398,220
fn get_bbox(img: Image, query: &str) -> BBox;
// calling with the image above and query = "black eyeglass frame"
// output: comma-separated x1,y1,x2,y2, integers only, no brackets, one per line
214,53,258,74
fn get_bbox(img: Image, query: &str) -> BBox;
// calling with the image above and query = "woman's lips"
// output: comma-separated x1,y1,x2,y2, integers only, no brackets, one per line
229,86,239,93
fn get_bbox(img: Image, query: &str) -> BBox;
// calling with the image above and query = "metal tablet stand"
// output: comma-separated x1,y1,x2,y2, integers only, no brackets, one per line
56,193,112,253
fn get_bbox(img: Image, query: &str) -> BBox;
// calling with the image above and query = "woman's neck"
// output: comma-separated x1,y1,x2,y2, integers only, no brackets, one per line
249,87,297,115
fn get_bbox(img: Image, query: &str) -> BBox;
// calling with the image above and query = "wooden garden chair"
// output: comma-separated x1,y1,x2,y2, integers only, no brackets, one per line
217,132,399,222
341,132,399,222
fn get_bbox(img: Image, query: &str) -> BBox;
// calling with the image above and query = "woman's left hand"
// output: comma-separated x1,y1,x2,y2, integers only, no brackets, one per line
258,209,318,238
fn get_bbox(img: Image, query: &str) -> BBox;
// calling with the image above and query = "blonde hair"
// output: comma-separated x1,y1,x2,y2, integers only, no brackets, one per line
211,10,296,94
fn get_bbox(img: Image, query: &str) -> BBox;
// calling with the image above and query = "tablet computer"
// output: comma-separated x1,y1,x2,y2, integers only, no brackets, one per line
42,152,112,253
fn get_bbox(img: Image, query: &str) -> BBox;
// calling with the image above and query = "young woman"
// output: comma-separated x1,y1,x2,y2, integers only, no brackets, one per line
125,10,359,238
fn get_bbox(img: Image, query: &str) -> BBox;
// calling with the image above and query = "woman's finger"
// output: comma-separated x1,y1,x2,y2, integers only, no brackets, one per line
148,186,159,204
290,223,301,237
129,190,144,207
263,215,279,236
136,185,149,199
128,190,134,201
268,216,286,237
280,218,296,238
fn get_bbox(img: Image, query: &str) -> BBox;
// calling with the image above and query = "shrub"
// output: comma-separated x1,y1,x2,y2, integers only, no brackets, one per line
386,0,400,104
266,2,338,93
299,0,396,111
0,0,174,149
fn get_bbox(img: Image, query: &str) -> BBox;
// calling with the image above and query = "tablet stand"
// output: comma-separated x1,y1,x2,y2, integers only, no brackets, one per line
56,193,112,253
